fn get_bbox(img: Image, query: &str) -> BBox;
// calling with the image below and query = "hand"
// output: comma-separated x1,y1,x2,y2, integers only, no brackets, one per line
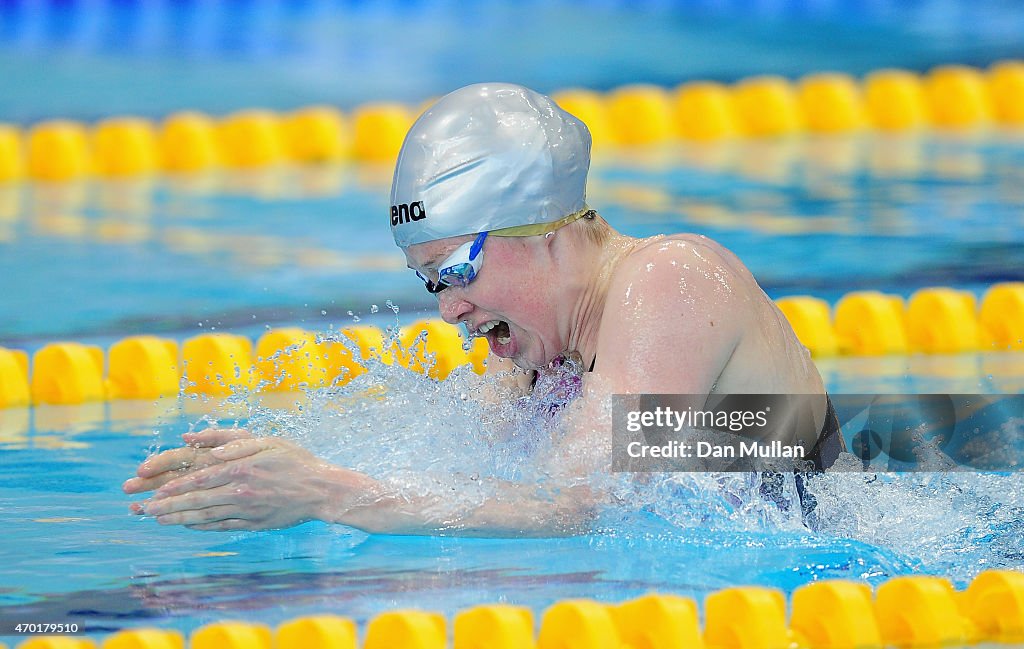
125,429,364,531
123,427,253,497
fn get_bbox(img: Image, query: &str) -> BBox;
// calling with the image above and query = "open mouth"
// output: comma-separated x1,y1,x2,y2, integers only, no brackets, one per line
477,319,512,347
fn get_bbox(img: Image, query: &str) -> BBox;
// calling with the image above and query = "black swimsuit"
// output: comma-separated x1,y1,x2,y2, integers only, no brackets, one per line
807,395,846,470
786,396,845,524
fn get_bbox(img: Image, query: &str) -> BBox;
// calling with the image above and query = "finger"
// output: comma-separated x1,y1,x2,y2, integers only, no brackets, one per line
124,474,185,495
187,519,254,531
145,484,239,516
184,427,252,448
128,459,213,492
153,463,236,499
136,447,199,478
155,504,239,526
210,438,268,462
123,476,147,494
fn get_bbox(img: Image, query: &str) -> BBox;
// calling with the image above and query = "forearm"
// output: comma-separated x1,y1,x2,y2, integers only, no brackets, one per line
316,464,596,537
439,483,596,537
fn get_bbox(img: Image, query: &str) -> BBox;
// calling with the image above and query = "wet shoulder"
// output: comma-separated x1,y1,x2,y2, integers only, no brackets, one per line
614,233,753,288
594,233,756,394
602,233,765,343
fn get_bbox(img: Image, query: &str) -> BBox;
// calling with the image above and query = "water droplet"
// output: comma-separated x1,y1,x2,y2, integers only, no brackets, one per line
321,310,327,316
370,304,379,313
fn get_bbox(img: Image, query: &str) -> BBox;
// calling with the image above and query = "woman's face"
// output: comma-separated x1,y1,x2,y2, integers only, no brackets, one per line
404,234,563,370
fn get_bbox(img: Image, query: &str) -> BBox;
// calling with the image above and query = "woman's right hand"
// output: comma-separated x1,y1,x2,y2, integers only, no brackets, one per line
122,427,253,500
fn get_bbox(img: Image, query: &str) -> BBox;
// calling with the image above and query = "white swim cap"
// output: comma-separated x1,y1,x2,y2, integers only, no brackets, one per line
389,82,592,248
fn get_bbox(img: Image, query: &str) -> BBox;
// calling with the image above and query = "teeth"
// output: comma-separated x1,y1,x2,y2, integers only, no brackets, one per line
478,319,500,334
496,334,511,345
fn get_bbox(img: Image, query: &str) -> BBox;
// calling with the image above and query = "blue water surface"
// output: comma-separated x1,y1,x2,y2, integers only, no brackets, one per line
2,0,1024,641
2,135,1024,346
1,351,1022,639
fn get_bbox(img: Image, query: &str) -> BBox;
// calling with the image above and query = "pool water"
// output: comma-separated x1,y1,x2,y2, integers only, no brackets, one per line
2,134,1023,344
4,120,1024,641
1,344,1023,637
3,0,1024,640
3,0,1024,121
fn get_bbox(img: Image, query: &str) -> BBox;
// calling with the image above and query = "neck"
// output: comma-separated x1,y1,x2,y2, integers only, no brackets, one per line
554,229,636,370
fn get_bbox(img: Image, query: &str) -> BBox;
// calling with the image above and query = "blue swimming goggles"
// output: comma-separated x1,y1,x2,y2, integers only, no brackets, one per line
415,231,488,294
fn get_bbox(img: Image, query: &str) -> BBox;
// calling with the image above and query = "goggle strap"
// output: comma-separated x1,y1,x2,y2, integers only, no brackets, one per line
469,231,488,260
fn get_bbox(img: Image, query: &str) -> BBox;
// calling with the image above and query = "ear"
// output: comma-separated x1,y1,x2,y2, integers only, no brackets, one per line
537,230,558,251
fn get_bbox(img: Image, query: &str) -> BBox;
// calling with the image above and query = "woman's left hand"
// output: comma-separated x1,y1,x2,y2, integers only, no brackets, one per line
135,436,358,531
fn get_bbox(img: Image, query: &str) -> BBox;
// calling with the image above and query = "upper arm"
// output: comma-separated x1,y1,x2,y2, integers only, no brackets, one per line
593,237,754,395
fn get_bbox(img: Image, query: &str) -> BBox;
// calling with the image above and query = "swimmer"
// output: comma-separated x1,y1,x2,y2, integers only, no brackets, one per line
124,83,842,534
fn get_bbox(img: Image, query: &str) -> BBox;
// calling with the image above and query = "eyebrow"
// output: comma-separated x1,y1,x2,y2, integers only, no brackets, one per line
421,253,445,270
407,254,441,274
418,243,462,271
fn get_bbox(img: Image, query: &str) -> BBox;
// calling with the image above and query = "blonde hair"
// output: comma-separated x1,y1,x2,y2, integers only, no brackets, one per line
575,210,612,246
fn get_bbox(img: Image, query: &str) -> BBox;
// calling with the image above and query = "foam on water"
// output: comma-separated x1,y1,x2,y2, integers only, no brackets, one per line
171,321,1024,584
807,466,1024,581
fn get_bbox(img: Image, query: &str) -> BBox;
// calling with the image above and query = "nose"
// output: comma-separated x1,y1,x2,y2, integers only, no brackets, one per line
437,289,473,325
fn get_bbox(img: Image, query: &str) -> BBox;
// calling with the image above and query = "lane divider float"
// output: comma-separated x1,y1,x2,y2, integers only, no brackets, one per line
12,569,1024,648
1,61,1023,184
776,281,1024,357
0,322,488,407
1,282,1022,408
